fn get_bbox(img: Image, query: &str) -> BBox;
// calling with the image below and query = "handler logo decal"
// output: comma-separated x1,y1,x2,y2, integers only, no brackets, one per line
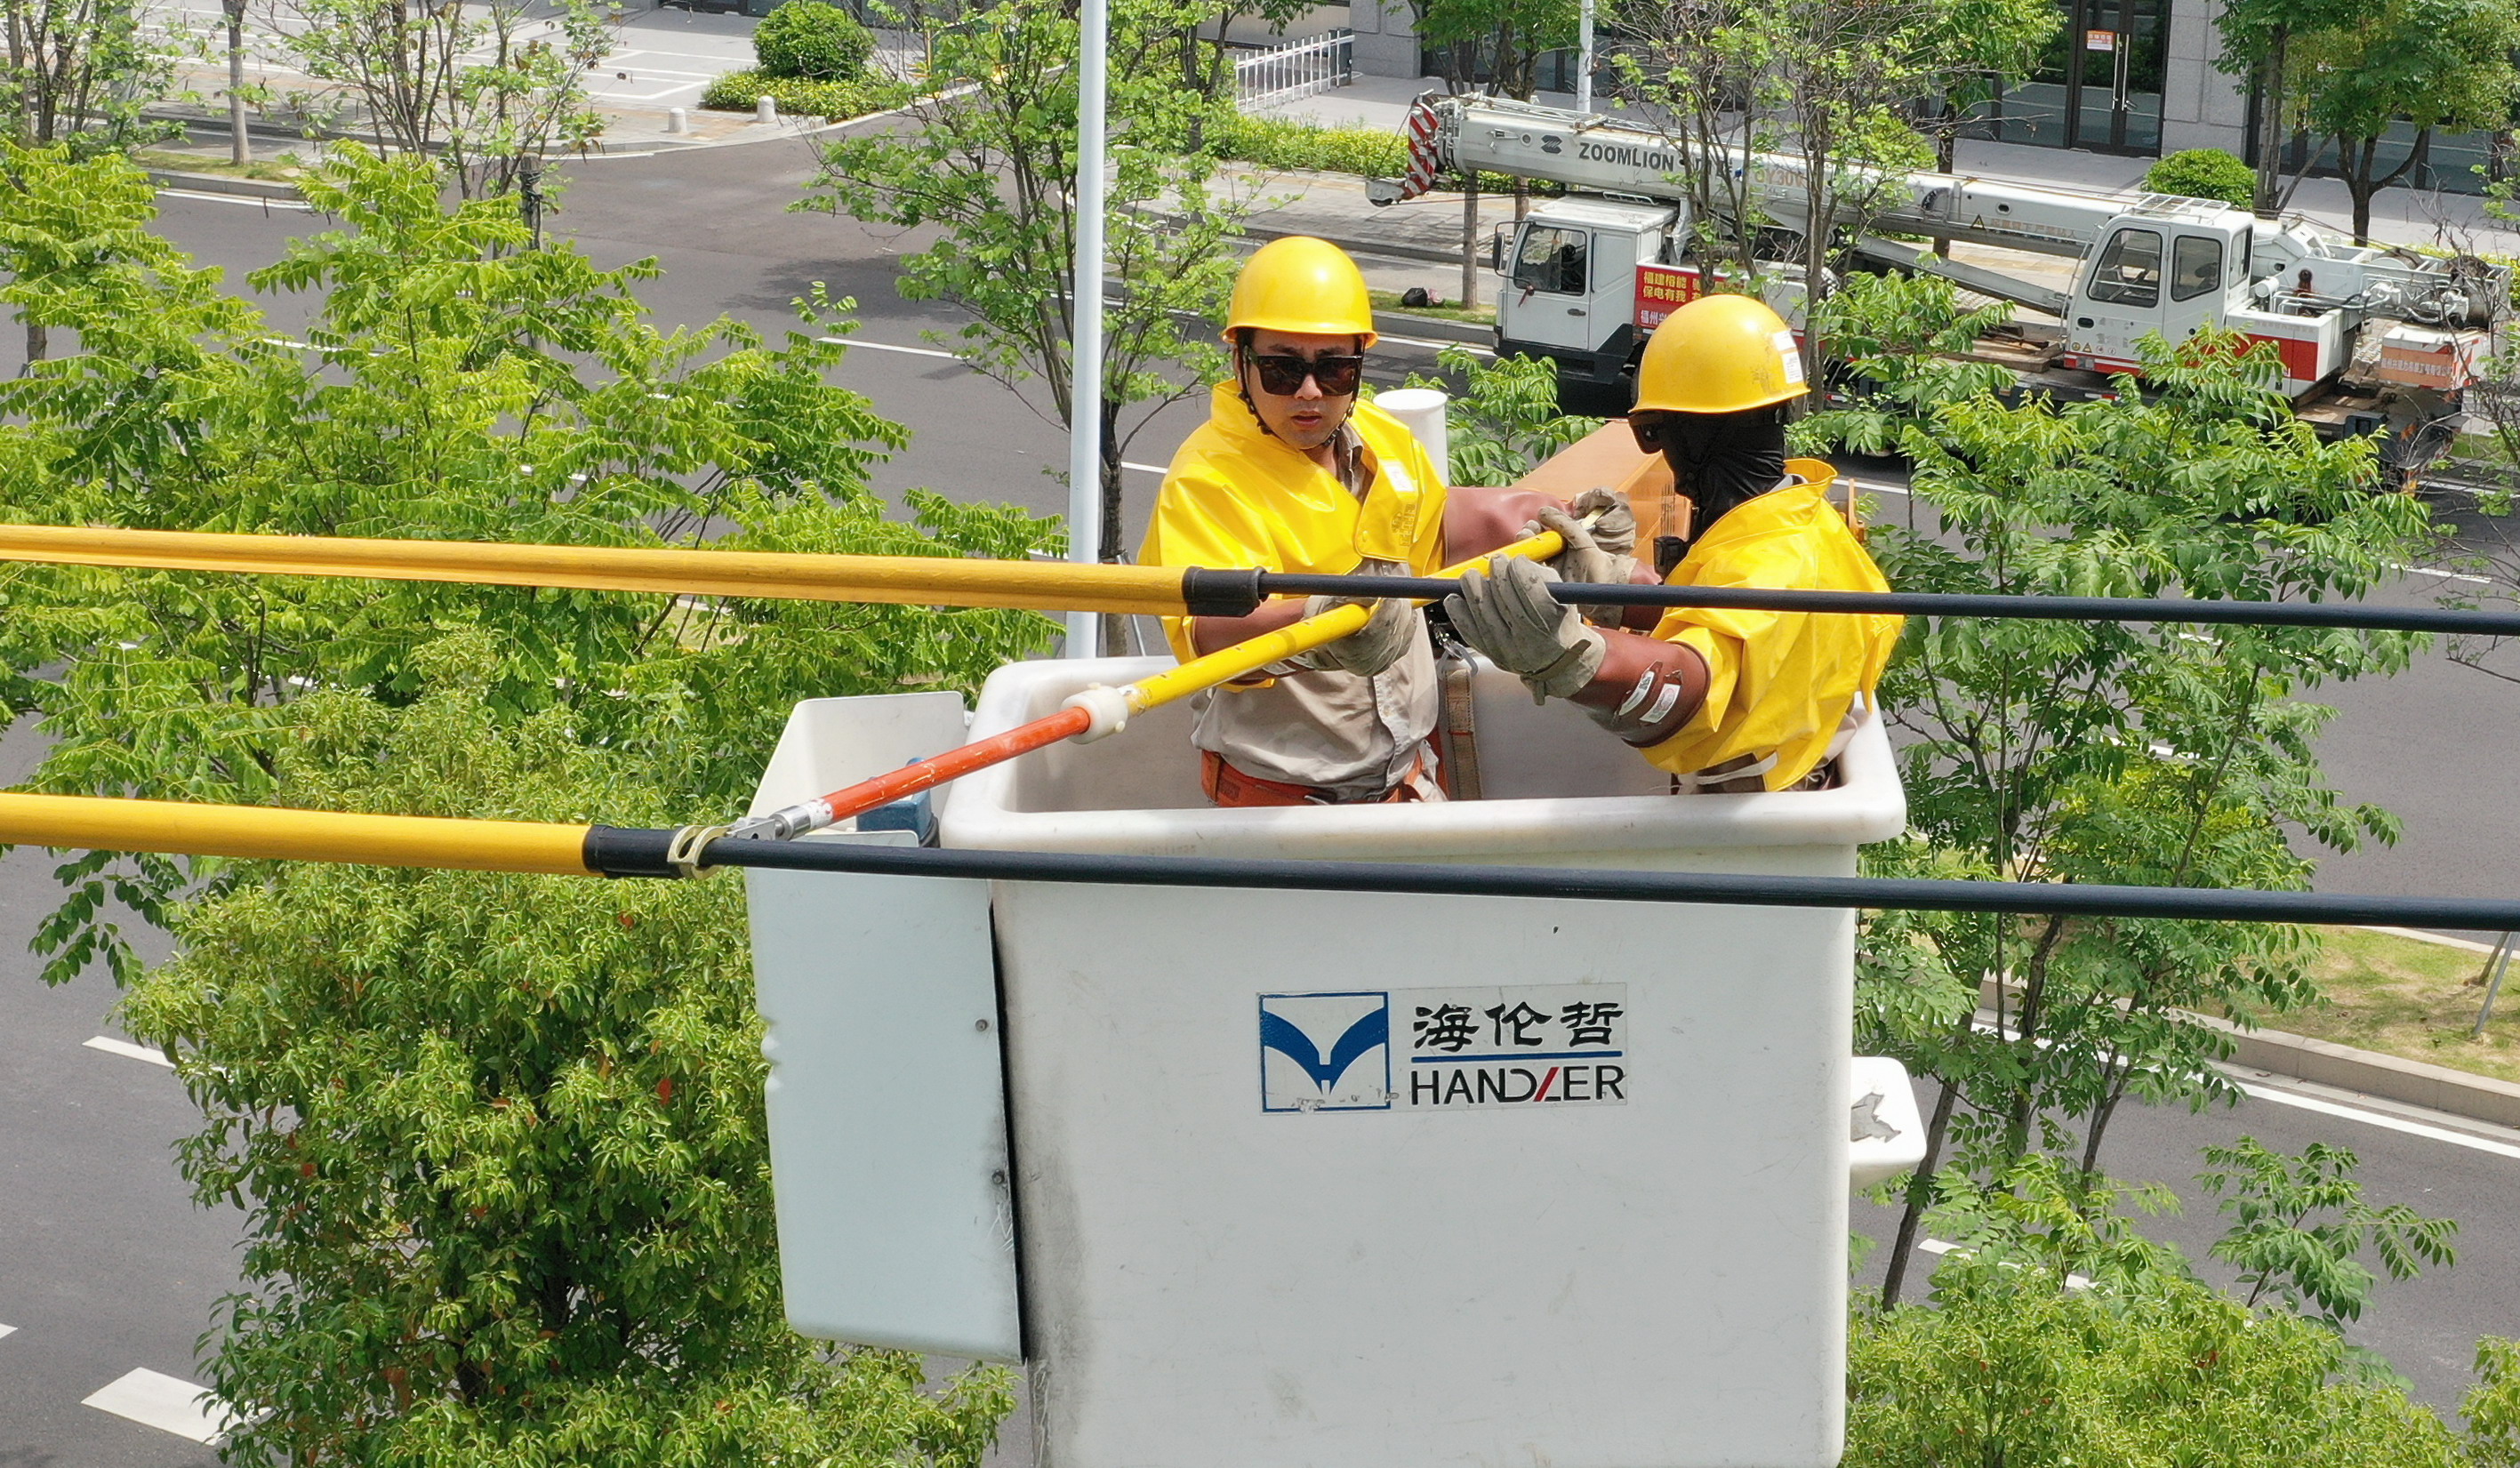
1258,991,1392,1111
1258,985,1627,1113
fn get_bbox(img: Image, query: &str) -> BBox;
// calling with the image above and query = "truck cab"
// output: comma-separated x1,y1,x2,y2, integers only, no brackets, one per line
1495,197,1681,389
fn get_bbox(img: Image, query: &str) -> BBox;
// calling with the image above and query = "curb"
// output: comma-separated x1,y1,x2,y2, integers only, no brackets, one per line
2197,1009,2520,1130
145,168,305,201
1978,977,2520,1133
1368,309,1489,346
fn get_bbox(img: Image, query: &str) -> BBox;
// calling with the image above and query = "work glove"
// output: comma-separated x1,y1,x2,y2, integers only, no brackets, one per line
1531,503,1638,629
1571,485,1636,557
1290,591,1418,678
1444,556,1605,703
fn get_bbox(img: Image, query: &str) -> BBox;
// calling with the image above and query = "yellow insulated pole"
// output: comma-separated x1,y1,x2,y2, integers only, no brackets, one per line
0,793,598,875
0,524,1192,617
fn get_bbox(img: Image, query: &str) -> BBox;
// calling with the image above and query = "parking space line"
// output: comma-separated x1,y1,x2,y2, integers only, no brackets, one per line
82,1368,237,1444
84,1034,173,1068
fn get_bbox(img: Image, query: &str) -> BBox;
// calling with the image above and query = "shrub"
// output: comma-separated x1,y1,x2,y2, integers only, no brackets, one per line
2145,148,2257,208
753,0,875,80
702,67,908,119
1209,112,1537,195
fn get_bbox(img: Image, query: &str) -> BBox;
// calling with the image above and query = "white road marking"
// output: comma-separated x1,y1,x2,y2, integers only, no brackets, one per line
1376,333,1490,356
1123,461,1168,475
84,1034,173,1068
0,1322,15,1340
83,1368,237,1444
153,188,315,212
2234,1079,2520,1161
1841,476,1910,496
819,336,961,361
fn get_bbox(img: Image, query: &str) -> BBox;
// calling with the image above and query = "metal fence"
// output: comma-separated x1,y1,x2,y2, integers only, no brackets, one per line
1233,29,1353,110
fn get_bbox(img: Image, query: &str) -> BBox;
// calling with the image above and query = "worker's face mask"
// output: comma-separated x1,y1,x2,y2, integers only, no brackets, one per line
1632,409,1786,563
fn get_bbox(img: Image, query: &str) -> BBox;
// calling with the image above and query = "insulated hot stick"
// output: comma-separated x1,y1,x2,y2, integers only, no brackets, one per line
3,522,2520,637
726,522,1585,843
4,790,2520,930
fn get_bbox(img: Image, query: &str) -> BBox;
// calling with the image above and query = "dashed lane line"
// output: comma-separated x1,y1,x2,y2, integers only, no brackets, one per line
2233,1079,2520,1161
0,1322,15,1340
84,1034,173,1068
82,1368,237,1444
1918,1237,2092,1288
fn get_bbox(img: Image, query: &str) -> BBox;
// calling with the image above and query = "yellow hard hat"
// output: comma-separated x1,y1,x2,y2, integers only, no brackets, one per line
1632,293,1807,415
1224,237,1378,348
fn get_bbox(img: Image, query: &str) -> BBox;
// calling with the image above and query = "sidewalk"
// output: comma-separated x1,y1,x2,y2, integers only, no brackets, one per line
1257,75,2520,262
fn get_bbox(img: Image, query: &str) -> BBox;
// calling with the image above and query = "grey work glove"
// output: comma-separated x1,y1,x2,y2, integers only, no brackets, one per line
1289,591,1417,677
1443,556,1606,703
1531,503,1638,629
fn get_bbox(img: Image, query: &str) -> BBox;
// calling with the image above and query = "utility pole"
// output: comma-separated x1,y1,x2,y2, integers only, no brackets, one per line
1576,0,1593,114
1063,0,1109,659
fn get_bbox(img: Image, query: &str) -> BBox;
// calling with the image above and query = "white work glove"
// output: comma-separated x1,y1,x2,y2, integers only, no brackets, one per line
1290,591,1417,678
1531,503,1637,629
1443,557,1605,703
1571,485,1636,557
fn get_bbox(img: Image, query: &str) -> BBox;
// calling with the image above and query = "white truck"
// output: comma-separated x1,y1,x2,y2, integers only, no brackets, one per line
1375,95,2503,458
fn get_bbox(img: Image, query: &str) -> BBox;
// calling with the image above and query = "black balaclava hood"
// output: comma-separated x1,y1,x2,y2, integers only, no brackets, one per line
1655,406,1788,574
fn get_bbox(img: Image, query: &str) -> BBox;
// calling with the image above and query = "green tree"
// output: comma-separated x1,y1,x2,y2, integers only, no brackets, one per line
2211,0,2307,213
1396,344,1602,485
1850,1261,2468,1467
273,0,616,196
0,139,1055,1452
118,643,1016,1465
2201,1137,2459,1329
0,139,1056,970
2289,0,2520,244
800,0,1242,566
1850,332,2435,1304
0,0,172,151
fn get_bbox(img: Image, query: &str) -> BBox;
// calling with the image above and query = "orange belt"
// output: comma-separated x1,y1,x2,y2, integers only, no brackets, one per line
1201,749,1434,808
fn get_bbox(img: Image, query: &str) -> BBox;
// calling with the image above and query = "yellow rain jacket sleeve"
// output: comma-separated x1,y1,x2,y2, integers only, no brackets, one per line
1641,469,1903,790
1140,383,1449,661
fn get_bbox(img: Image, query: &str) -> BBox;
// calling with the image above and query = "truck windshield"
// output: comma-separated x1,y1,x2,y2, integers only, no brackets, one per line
1513,227,1590,295
2088,228,2164,309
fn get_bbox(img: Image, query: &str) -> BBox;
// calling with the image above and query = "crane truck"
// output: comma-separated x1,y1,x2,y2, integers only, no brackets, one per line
1373,94,2506,464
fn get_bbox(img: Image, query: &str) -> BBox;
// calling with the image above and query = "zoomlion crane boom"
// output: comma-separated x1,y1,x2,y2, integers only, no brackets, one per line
1376,95,2505,466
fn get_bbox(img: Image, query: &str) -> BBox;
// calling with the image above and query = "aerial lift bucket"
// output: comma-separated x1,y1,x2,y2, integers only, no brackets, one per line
741,659,1919,1466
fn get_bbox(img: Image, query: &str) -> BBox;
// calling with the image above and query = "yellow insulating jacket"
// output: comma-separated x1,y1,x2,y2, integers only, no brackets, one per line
1641,464,1904,790
1140,383,1450,660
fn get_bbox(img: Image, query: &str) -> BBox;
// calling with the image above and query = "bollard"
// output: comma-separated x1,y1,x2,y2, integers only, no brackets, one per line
756,94,777,124
665,106,688,134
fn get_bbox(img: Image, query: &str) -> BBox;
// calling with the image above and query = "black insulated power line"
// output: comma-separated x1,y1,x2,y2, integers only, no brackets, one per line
1253,574,2520,638
574,828,2520,931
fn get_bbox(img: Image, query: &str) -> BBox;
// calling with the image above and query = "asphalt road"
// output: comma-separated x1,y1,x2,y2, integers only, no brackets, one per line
3,136,2517,1461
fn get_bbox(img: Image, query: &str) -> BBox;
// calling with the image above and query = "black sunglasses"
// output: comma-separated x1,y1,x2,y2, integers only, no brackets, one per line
1250,353,1365,397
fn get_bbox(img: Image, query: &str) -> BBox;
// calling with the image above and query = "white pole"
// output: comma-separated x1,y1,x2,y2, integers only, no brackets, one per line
1063,0,1111,659
1575,0,1593,115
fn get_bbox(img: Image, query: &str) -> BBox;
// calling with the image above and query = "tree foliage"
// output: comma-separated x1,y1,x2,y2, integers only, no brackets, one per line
0,137,1052,1454
800,0,1245,564
268,0,617,197
1848,327,2436,1303
1396,345,1602,487
753,0,875,81
0,139,1059,969
2200,1137,2459,1329
119,646,1015,1465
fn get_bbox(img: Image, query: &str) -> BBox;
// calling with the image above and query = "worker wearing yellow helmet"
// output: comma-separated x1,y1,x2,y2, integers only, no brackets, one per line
1444,293,1902,792
1140,237,1624,806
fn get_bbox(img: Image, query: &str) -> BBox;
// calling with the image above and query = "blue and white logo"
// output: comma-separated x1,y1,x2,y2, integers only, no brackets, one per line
1258,991,1392,1112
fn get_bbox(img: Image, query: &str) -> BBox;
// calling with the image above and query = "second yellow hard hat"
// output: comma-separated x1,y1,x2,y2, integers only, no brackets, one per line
1632,293,1807,415
1224,237,1379,348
